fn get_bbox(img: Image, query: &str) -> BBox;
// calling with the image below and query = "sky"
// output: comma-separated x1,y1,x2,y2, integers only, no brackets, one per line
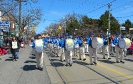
30,0,133,33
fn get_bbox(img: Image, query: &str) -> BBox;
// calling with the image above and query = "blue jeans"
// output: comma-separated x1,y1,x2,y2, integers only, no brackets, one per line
12,52,19,59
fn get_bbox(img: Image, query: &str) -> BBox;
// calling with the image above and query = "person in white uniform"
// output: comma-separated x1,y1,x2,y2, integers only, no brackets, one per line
31,34,45,71
113,32,125,63
65,34,74,66
88,32,97,65
102,35,111,59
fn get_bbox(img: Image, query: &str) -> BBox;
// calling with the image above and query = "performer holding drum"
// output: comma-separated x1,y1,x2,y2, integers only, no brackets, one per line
65,34,74,66
113,32,131,63
88,32,101,65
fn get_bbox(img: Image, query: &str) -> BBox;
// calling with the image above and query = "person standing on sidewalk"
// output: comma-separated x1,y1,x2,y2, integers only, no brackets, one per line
31,34,45,71
10,36,20,61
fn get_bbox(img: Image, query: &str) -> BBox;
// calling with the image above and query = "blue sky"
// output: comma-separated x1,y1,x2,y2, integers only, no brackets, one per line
33,0,133,33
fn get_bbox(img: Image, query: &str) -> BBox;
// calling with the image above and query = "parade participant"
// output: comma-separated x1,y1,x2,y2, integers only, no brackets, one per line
56,37,60,57
102,35,111,59
10,36,20,61
110,36,115,55
84,36,88,53
32,34,45,71
65,34,74,66
99,35,103,53
73,36,79,57
79,36,86,61
113,32,124,63
53,38,56,55
88,32,97,65
59,37,65,62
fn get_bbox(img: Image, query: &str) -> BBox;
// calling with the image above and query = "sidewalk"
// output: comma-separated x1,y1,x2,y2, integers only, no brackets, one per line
0,46,51,84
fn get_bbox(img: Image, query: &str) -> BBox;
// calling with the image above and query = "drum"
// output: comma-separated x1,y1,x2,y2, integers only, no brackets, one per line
118,38,131,49
92,37,103,48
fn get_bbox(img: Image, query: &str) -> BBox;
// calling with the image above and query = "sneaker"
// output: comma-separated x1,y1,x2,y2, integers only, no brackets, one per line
90,63,94,65
16,57,19,59
65,64,69,66
83,58,86,61
69,63,72,66
15,59,17,61
36,67,39,70
108,58,111,59
93,62,97,65
39,68,43,71
120,61,125,63
116,61,120,63
103,57,106,59
79,58,82,60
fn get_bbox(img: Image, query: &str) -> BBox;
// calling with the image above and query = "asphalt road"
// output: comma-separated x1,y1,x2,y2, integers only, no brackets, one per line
0,46,133,84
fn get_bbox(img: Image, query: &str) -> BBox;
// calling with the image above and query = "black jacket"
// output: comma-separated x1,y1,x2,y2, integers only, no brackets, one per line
10,40,20,53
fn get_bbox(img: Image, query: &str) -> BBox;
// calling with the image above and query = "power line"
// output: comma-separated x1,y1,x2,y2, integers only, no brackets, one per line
44,0,55,22
84,0,116,14
116,14,133,18
111,0,133,11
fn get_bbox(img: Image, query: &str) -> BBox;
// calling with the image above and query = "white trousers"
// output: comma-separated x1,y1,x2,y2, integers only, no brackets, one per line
35,52,43,68
89,46,97,63
65,50,73,64
84,44,88,53
59,48,65,61
102,45,110,58
79,47,86,59
73,48,79,56
116,46,124,62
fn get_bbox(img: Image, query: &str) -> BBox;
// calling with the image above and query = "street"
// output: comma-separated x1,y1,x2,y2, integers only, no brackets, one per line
0,46,133,84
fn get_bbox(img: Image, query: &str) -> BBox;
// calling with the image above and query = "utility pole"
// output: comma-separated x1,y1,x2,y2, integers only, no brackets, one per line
15,0,27,37
107,3,112,58
108,3,111,36
19,0,22,36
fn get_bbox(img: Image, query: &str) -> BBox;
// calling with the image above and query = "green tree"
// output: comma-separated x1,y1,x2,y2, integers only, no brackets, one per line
99,11,120,34
122,19,132,32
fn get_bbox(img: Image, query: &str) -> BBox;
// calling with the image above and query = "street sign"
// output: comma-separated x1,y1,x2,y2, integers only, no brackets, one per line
0,21,10,31
120,26,125,30
129,28,133,30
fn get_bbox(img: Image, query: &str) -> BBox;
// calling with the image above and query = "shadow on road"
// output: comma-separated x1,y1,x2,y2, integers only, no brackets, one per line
29,56,36,59
125,58,133,62
51,62,64,67
24,60,37,63
23,65,37,71
75,60,89,66
98,59,116,64
5,58,13,61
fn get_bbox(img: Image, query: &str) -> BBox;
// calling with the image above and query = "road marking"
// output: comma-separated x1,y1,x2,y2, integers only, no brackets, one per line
86,58,133,79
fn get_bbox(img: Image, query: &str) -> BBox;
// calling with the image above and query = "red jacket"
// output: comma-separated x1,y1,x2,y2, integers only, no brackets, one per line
129,42,133,50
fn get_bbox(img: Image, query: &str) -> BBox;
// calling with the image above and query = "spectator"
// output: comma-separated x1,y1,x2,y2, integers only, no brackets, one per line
10,36,20,61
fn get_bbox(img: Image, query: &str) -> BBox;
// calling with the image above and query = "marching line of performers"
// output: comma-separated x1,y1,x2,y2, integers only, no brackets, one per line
42,31,131,66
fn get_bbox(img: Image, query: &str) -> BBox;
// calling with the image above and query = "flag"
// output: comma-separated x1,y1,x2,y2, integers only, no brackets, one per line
32,26,36,32
58,26,62,30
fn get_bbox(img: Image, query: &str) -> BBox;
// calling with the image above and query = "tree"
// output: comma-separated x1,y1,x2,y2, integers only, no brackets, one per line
99,11,120,34
0,0,43,36
122,19,132,32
